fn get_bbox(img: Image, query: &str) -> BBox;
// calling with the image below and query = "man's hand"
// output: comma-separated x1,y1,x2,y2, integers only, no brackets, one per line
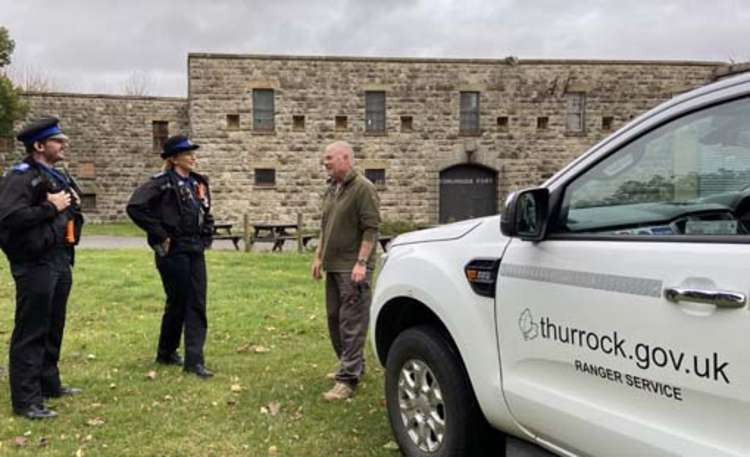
351,263,366,283
311,257,323,280
68,188,81,205
47,191,71,212
154,237,171,257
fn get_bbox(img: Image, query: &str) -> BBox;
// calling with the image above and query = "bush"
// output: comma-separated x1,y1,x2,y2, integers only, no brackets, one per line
380,219,423,236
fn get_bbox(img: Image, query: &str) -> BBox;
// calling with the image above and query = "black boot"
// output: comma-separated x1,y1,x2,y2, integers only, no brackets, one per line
183,364,214,379
156,352,184,366
14,404,57,420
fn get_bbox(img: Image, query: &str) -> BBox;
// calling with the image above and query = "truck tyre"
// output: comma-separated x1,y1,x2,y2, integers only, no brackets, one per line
385,325,500,457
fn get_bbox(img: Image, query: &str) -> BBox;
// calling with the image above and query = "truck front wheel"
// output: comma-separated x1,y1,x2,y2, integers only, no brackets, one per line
385,325,497,457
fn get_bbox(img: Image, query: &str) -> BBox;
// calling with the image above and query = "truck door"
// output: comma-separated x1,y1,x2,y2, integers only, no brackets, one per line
496,95,750,456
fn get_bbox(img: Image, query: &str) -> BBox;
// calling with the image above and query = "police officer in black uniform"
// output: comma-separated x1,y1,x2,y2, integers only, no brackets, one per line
0,116,84,419
126,135,215,378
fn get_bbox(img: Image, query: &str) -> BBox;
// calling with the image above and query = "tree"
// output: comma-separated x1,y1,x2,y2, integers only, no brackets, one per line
8,64,60,92
0,77,25,137
121,70,153,96
0,26,14,68
0,27,27,154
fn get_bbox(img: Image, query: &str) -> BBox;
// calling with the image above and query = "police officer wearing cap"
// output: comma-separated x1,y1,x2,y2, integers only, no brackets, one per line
0,116,84,419
126,135,215,378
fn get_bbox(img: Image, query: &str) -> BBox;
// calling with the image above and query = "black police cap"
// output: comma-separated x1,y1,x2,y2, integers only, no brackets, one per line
161,135,200,159
16,116,68,146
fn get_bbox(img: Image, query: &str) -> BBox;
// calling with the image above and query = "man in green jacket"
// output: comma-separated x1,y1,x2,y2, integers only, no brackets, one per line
311,141,380,401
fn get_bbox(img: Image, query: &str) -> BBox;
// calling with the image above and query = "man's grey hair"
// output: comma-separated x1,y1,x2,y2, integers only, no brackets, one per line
326,141,355,162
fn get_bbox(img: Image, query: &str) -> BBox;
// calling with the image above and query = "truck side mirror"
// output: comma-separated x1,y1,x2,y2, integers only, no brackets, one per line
500,187,550,241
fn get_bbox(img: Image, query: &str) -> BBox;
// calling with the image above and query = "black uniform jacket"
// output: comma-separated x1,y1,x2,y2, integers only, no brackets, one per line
0,156,84,263
126,170,214,251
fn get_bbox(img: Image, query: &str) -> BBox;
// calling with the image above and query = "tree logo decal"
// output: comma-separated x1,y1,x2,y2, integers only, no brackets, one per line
518,308,539,341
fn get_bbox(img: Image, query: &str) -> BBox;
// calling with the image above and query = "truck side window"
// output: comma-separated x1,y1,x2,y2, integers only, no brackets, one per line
556,96,750,237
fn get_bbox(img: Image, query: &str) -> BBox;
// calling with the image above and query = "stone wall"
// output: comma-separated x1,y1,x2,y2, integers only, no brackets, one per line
5,92,188,221
188,54,721,227
1,55,725,226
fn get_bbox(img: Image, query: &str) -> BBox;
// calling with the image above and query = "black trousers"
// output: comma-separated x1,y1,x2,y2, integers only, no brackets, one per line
155,250,207,367
8,250,72,410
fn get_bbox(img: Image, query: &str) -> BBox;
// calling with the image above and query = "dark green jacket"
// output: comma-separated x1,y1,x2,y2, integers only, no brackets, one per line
320,170,380,271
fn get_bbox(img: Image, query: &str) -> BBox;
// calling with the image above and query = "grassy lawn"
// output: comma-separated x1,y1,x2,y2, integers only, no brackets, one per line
0,250,396,456
82,222,144,237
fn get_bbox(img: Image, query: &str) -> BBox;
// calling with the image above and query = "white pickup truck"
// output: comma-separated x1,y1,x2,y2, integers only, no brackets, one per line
371,72,750,457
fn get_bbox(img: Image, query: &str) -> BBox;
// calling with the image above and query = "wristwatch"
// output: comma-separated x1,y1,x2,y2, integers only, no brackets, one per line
356,257,367,266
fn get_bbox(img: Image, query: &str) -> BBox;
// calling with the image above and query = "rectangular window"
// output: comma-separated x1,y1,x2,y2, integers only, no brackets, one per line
227,114,240,129
79,162,96,178
0,137,12,153
253,89,275,131
566,92,586,132
293,115,305,131
459,92,480,135
497,116,509,130
365,168,386,186
365,91,386,133
537,116,549,130
152,121,169,153
400,116,413,132
254,168,276,186
81,193,97,211
602,116,614,131
335,116,348,131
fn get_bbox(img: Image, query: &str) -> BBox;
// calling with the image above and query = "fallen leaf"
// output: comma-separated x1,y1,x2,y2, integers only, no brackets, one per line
260,406,269,415
86,354,96,360
237,343,270,354
86,418,104,427
230,384,242,393
76,448,85,457
145,371,157,380
268,445,279,456
383,440,400,451
38,437,49,448
14,437,27,447
268,401,281,416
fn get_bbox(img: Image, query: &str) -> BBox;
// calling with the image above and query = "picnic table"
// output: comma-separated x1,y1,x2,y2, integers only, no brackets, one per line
251,223,317,252
211,223,242,250
209,219,392,252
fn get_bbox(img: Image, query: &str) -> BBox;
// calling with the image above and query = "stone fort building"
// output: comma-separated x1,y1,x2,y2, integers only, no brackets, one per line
0,54,733,227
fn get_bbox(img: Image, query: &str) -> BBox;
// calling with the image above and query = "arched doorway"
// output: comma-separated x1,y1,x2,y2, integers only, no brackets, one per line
439,164,498,223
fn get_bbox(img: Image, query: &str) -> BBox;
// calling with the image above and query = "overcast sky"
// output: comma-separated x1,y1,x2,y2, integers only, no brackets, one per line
2,0,748,97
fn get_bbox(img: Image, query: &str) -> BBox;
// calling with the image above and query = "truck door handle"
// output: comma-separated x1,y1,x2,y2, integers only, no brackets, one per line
664,287,746,308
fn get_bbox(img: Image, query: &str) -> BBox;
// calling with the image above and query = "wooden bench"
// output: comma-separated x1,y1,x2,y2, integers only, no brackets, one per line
250,223,303,252
211,223,242,250
270,234,318,251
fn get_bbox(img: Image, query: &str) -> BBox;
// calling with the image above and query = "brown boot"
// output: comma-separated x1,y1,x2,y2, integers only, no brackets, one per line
322,382,354,401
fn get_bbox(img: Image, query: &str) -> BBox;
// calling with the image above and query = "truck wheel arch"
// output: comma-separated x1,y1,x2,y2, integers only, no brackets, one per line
375,296,458,368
